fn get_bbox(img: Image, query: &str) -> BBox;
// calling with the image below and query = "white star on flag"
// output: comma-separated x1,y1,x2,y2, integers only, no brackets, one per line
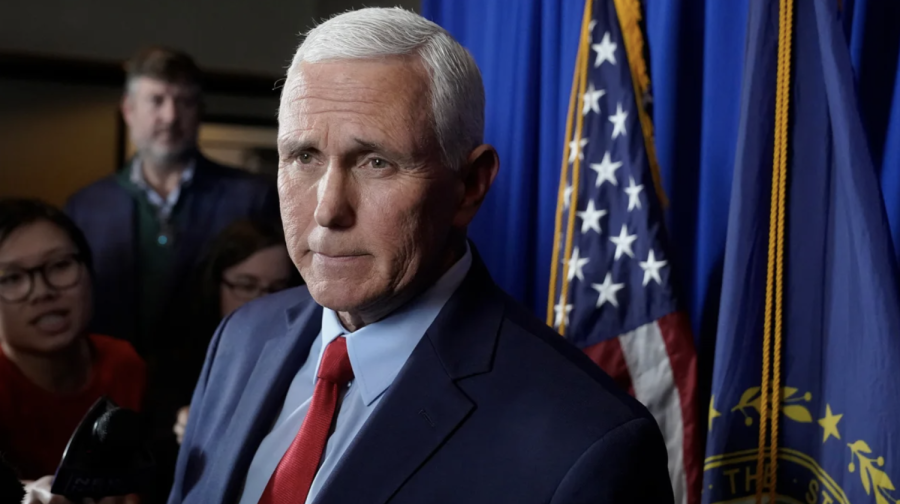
582,82,605,116
568,137,589,163
567,246,590,281
610,224,638,260
592,273,625,308
553,301,574,328
609,102,628,139
589,151,622,187
625,176,644,211
553,19,701,504
592,31,617,67
577,199,608,234
639,250,668,286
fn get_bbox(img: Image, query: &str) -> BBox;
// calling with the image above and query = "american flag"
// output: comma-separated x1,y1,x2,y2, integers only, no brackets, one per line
548,1,700,503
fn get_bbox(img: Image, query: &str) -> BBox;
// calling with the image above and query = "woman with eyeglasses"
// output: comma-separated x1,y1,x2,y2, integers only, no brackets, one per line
0,198,145,501
172,219,297,444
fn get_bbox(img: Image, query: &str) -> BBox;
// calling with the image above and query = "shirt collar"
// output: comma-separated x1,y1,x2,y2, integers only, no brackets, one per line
130,157,196,215
318,242,473,405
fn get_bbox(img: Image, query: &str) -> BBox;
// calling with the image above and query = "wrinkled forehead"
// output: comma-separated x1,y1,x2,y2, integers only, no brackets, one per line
279,58,432,122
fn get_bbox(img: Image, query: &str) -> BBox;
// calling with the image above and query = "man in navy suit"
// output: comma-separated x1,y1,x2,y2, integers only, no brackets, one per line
65,47,278,503
171,8,673,504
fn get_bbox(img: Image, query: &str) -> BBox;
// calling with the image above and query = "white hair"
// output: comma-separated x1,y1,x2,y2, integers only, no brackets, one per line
286,7,485,170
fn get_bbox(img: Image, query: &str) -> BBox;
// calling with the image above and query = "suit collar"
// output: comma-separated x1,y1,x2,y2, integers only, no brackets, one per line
189,154,228,189
119,151,217,190
313,247,506,504
423,249,505,379
211,249,504,504
318,244,474,406
208,296,323,504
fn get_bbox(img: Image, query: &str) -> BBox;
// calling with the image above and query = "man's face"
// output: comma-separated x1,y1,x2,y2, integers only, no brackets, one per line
277,58,468,317
122,76,201,164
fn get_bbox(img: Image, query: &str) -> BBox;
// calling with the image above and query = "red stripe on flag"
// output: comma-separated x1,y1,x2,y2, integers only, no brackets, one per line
656,312,701,504
582,337,635,396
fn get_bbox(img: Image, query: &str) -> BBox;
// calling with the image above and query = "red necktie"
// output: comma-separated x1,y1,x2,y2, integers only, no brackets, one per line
258,336,354,504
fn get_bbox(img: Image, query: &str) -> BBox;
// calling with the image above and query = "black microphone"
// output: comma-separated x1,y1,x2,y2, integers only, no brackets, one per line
50,396,155,500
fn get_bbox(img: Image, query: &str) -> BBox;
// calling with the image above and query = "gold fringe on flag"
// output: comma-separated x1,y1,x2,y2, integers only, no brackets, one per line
613,0,668,208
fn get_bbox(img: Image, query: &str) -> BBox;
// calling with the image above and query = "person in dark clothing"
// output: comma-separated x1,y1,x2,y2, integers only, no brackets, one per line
64,47,279,503
171,219,298,444
64,46,280,358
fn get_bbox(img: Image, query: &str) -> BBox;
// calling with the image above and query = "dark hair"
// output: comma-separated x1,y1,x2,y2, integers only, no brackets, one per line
125,46,202,89
193,219,292,334
0,198,93,272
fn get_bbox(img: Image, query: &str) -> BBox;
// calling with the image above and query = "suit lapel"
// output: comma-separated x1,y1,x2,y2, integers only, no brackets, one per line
106,172,139,339
171,158,222,286
315,253,506,504
205,300,323,504
314,339,474,504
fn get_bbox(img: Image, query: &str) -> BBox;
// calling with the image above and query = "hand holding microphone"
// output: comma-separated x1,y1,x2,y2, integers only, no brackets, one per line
23,476,139,504
38,397,154,503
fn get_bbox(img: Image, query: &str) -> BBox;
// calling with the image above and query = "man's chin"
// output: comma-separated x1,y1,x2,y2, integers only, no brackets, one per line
143,145,194,165
309,290,368,314
307,281,377,314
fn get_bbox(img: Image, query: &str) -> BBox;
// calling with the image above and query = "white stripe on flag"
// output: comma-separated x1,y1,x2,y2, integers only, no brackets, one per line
618,322,687,504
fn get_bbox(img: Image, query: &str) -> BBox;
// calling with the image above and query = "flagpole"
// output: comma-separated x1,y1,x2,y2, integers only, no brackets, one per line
548,0,594,333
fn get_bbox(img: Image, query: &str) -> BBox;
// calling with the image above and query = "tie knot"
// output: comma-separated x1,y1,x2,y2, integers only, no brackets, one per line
318,336,353,385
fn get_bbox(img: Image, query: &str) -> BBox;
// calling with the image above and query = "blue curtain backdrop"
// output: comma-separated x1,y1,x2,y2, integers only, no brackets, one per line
421,0,900,347
420,1,584,318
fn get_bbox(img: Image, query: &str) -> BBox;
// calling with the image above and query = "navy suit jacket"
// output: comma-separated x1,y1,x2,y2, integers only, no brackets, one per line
170,254,673,504
64,155,279,346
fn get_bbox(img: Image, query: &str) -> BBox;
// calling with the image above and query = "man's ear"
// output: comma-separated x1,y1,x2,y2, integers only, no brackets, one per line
452,144,500,228
120,93,133,126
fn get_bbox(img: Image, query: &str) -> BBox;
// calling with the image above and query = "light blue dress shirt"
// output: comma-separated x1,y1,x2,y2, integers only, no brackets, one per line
237,245,472,504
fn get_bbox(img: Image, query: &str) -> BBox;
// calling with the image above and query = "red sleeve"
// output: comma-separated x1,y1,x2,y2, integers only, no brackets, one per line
0,355,17,461
89,335,147,412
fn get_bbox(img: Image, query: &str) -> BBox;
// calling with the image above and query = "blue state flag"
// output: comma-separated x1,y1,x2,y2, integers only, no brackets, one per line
702,0,900,503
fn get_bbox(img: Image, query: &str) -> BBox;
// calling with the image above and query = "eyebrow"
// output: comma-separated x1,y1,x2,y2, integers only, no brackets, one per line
0,246,73,269
278,136,408,162
277,137,317,158
351,137,409,162
230,273,261,281
352,138,388,152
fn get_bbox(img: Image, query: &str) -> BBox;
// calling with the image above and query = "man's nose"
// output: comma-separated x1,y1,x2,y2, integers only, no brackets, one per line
159,97,178,124
314,163,356,229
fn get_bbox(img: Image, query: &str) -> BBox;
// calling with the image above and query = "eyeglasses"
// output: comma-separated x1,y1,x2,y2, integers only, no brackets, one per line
0,253,84,303
221,278,289,301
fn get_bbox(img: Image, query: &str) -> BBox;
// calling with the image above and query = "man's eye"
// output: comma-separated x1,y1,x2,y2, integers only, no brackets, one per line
370,158,388,169
299,152,313,165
